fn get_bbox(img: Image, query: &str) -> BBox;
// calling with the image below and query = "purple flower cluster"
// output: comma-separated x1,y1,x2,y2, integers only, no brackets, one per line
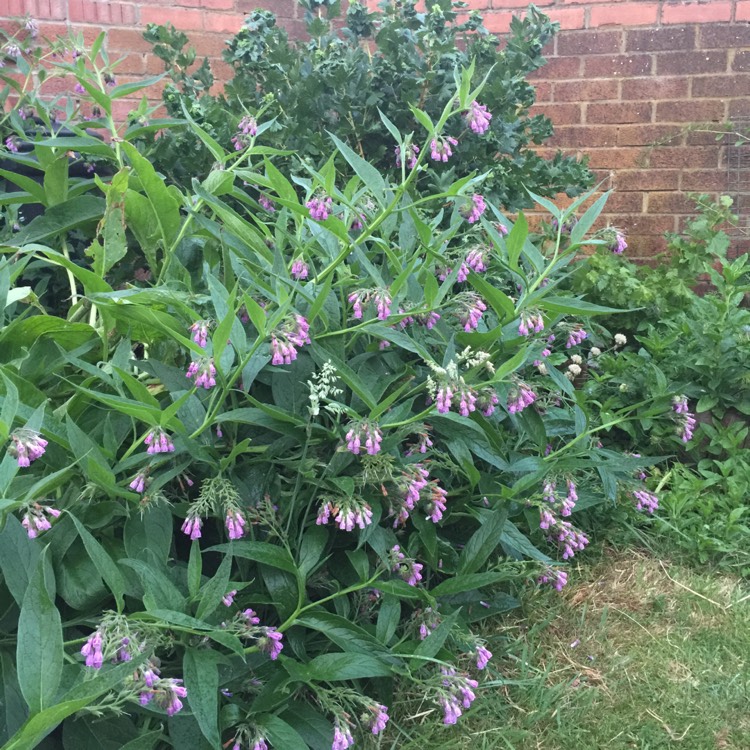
190,320,210,348
21,504,60,538
291,258,309,280
565,328,588,349
186,357,217,389
225,508,247,540
632,489,659,514
465,246,489,273
393,464,430,526
234,609,284,660
543,479,578,517
554,520,590,560
145,427,175,454
518,311,544,337
430,135,458,162
232,115,257,150
317,497,374,531
258,193,275,212
455,293,487,331
129,471,148,493
507,382,536,414
610,230,627,254
10,430,48,467
270,315,311,365
4,136,18,154
258,627,284,660
538,568,568,592
439,667,479,725
390,545,423,586
367,703,390,735
475,643,493,670
465,100,492,134
138,672,187,716
348,288,392,321
672,395,696,443
418,607,442,640
345,420,383,455
332,719,355,750
222,589,237,607
395,142,420,169
426,480,448,523
181,512,203,540
306,194,333,221
460,193,487,224
437,261,470,283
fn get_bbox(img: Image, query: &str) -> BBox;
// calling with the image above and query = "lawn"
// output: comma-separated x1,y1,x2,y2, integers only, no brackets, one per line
389,547,750,750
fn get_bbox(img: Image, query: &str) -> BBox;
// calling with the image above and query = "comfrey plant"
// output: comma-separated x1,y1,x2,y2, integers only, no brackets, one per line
1,46,657,749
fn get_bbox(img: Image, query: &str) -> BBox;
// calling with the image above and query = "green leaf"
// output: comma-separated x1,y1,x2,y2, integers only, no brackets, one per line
500,522,551,562
375,596,400,645
110,74,165,100
121,142,181,250
432,572,509,597
87,168,129,276
11,196,104,246
302,653,394,681
467,272,515,322
118,730,163,750
208,541,297,574
413,609,461,660
16,549,63,714
120,559,185,612
183,649,221,749
42,155,68,207
458,507,509,575
506,212,528,270
123,504,173,564
297,612,399,662
69,513,126,611
0,168,47,204
327,132,386,206
258,715,308,750
0,652,26,744
538,296,625,315
0,514,39,606
569,191,610,246
195,551,233,621
188,541,202,598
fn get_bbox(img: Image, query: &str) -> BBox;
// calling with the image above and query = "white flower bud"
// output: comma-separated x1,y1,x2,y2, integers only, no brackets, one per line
567,363,582,376
570,354,583,365
590,347,601,357
614,333,627,347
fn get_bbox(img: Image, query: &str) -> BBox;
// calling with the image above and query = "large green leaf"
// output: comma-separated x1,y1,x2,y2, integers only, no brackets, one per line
11,196,104,246
183,649,221,749
0,515,40,606
16,550,63,714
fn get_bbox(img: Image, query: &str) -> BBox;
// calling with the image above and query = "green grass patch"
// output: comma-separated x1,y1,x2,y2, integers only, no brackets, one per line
384,547,750,750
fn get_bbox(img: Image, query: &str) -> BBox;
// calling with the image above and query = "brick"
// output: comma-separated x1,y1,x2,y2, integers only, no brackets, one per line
531,103,582,125
656,99,726,122
554,79,619,102
490,0,555,6
622,76,688,100
681,170,728,191
605,191,646,213
616,170,680,191
587,101,652,124
647,191,698,214
534,81,553,102
656,50,728,76
483,12,515,34
107,29,156,53
528,56,582,80
590,3,659,28
236,0,297,13
700,24,750,48
645,146,722,169
559,0,629,3
202,12,245,33
116,53,147,75
140,6,204,30
686,129,731,145
587,147,648,168
693,75,750,98
661,1,732,24
729,98,750,118
616,124,683,146
626,25,695,51
605,214,676,235
734,51,750,73
737,1,750,20
583,54,652,77
626,235,669,258
557,30,622,56
546,8,586,30
548,126,618,148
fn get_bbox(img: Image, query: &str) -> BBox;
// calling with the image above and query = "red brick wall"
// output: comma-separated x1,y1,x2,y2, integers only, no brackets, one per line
2,0,747,258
